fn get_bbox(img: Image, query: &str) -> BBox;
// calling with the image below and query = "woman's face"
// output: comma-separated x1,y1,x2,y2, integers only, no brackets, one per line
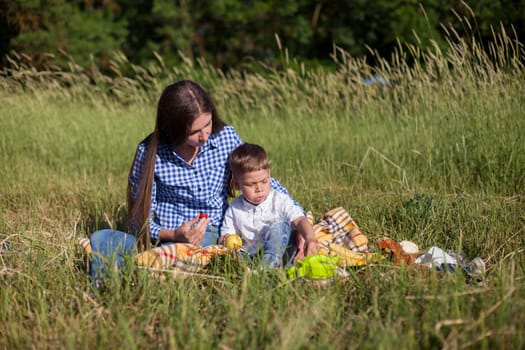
184,112,212,148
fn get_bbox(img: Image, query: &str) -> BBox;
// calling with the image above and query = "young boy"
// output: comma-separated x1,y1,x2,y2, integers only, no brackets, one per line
220,143,319,268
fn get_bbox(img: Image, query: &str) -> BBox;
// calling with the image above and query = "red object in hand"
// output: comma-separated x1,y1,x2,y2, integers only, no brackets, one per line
199,213,209,219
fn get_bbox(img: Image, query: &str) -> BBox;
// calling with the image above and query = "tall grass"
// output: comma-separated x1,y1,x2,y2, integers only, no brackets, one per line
1,25,524,349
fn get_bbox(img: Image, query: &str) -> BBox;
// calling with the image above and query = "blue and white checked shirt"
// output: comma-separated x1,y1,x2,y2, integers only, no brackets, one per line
129,125,294,242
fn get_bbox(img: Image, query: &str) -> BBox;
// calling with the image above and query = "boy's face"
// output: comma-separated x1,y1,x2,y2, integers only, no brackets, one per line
233,168,271,206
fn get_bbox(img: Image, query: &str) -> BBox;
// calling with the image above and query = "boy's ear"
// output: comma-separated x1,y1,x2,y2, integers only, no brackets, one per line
232,177,241,190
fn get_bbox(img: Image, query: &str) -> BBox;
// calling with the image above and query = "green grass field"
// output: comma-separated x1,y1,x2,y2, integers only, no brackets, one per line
1,32,524,349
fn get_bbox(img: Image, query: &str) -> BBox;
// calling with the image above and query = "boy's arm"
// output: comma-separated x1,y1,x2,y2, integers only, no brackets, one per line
291,216,319,257
219,206,236,243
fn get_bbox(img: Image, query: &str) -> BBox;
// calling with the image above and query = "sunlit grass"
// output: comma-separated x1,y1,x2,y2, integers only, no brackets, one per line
1,26,524,349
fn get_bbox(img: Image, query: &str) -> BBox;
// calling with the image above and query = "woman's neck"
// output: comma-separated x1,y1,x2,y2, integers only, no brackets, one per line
175,144,199,164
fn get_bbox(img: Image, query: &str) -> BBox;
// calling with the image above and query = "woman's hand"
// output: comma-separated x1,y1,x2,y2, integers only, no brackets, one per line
172,214,210,245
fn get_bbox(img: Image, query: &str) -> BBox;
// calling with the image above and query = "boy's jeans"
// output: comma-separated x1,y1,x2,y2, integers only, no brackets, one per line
89,226,218,280
262,220,293,268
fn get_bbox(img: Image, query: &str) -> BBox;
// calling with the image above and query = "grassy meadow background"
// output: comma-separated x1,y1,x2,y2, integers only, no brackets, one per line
1,30,524,349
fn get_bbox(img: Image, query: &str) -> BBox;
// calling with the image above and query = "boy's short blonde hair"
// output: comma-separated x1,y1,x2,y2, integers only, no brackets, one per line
229,143,269,178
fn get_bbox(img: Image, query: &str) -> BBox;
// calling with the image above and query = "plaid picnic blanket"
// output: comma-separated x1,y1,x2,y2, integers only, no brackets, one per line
77,237,229,273
309,207,369,251
308,207,376,267
77,207,377,274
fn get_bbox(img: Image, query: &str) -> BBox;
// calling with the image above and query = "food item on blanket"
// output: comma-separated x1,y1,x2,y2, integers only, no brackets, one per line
224,234,243,250
327,243,367,267
377,237,418,265
400,240,418,254
287,254,340,280
377,237,400,255
190,213,209,230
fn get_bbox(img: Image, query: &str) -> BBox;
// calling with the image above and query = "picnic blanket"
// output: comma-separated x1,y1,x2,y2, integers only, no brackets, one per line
77,207,379,275
308,207,381,267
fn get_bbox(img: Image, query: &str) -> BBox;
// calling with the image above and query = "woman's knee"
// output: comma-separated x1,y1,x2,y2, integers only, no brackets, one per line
90,229,114,246
90,229,136,254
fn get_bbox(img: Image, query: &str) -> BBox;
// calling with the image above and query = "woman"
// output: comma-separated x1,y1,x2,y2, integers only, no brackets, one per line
89,80,294,279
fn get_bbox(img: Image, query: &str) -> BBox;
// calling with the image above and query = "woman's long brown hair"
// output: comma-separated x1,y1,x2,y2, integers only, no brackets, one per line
127,80,226,251
127,130,158,252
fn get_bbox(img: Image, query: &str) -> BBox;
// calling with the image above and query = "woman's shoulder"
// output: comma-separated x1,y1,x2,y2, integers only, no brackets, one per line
134,134,173,163
219,124,238,136
132,134,153,158
212,124,241,146
137,133,153,149
270,189,289,202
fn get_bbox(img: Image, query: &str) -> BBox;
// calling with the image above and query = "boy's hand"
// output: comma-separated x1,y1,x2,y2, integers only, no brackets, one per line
304,239,320,257
218,234,230,244
294,235,306,260
292,216,319,259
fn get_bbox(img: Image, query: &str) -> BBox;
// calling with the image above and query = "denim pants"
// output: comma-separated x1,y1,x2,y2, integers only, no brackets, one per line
89,226,218,280
261,221,293,268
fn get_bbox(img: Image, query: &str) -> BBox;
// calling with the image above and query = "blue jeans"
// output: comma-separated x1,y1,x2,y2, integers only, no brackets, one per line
261,221,293,268
89,226,218,280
